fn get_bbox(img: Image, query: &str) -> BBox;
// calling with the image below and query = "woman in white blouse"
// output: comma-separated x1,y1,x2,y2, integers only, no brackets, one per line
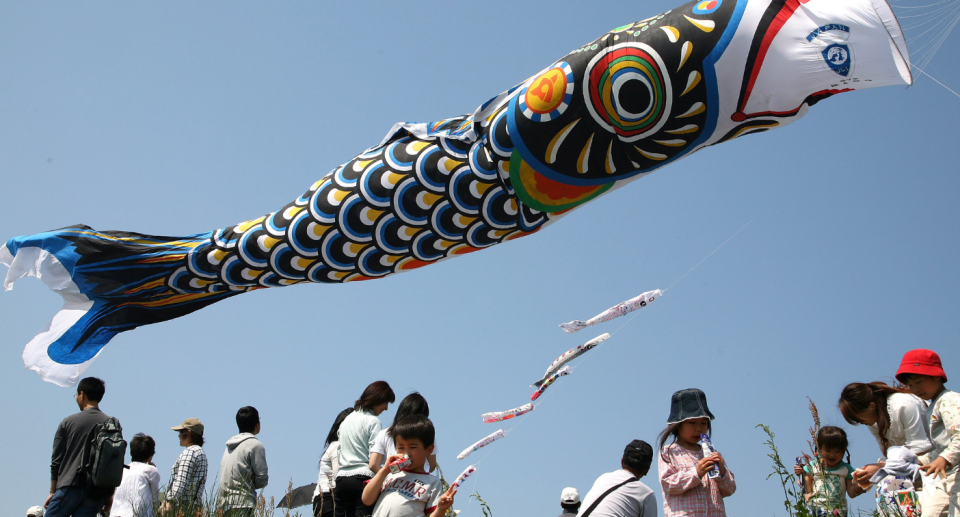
313,408,354,517
839,381,933,482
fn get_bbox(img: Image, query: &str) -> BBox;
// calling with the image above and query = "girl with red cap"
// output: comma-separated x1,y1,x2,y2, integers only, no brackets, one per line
896,349,958,517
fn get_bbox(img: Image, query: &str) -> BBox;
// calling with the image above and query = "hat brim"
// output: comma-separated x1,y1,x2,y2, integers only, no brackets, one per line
171,425,187,431
896,364,947,383
667,414,716,425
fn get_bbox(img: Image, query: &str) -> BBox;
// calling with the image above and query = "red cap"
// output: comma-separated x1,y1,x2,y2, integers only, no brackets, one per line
896,349,947,383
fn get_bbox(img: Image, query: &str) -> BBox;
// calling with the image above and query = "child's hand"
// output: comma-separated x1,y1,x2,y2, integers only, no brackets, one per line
849,482,865,497
713,453,727,476
437,487,457,512
920,457,950,479
696,455,718,478
384,454,405,467
794,464,804,476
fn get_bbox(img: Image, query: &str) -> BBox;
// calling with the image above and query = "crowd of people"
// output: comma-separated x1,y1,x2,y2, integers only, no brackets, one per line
35,376,268,517
554,348,957,517
788,348,959,517
27,348,957,517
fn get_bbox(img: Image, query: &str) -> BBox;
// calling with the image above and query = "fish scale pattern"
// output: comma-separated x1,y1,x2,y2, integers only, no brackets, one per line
168,111,549,294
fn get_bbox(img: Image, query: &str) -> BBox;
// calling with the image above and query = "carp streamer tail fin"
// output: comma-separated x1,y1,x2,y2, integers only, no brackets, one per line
1,225,237,386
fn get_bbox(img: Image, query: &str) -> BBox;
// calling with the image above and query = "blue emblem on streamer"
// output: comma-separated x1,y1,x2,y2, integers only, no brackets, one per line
822,44,851,77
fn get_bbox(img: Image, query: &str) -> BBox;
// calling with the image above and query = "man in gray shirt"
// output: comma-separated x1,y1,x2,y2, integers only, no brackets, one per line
44,377,115,517
217,406,268,516
578,440,657,517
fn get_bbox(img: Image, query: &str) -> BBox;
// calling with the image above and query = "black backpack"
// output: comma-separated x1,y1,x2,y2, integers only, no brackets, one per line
79,417,127,489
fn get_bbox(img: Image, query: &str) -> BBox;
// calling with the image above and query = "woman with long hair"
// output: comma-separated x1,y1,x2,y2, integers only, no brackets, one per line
313,407,354,517
333,381,395,517
838,381,932,483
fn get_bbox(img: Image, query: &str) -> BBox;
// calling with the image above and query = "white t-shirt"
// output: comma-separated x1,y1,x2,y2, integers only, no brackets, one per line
109,462,161,517
579,470,657,517
371,470,444,517
370,429,438,472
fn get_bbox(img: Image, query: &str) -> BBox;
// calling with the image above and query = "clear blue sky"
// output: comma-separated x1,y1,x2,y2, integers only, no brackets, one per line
1,1,958,515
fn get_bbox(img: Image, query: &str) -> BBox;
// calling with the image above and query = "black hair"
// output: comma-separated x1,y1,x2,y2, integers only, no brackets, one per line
189,430,204,447
816,426,849,453
236,406,260,434
657,420,712,460
622,440,654,477
325,407,355,449
561,502,581,511
77,377,106,402
387,392,429,438
130,433,156,462
354,381,396,412
391,415,435,448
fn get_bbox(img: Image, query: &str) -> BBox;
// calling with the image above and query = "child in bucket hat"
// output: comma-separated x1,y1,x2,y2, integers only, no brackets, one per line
657,389,735,517
896,349,958,516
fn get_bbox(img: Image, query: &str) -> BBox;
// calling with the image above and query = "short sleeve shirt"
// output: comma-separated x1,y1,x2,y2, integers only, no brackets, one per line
804,460,854,513
580,470,658,517
109,462,161,517
371,471,444,517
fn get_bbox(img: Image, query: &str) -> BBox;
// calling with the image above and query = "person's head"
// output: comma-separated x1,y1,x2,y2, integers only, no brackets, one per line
354,380,395,415
896,349,947,401
325,407,354,448
26,505,44,517
76,377,105,408
130,433,156,463
560,487,580,512
392,415,435,471
621,439,653,478
659,417,712,453
236,406,260,434
172,418,205,447
387,392,430,436
816,426,849,468
660,388,715,453
838,381,907,451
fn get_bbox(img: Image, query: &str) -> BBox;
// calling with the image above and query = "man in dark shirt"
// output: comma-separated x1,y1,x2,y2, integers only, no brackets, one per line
44,377,115,517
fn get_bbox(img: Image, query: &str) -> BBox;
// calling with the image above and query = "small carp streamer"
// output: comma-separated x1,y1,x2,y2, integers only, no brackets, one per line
449,465,477,492
1,0,913,385
532,333,609,387
531,365,572,401
457,430,506,460
481,403,535,424
560,290,662,334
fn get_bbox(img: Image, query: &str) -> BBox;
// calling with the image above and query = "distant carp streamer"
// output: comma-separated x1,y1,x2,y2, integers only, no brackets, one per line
533,333,609,387
1,0,912,385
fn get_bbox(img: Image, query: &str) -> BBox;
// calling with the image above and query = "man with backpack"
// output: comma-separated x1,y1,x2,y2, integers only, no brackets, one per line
44,377,124,517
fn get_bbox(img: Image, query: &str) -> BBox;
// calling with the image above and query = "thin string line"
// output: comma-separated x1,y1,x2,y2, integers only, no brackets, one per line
913,64,960,100
663,219,753,293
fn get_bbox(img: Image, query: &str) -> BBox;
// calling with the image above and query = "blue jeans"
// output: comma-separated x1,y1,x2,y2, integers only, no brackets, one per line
45,486,106,517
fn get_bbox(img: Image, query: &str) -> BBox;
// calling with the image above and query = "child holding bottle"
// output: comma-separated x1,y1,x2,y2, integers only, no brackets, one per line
658,388,736,517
